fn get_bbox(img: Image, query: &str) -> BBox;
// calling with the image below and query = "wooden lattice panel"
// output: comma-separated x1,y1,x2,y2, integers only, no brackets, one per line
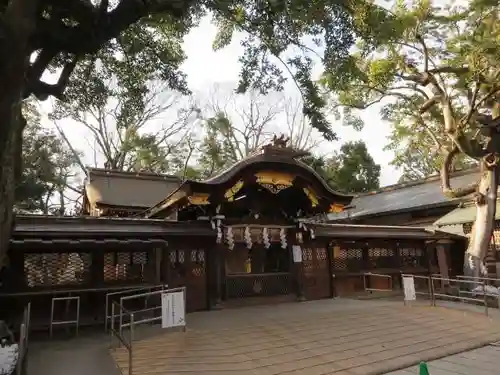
104,251,148,282
24,253,91,287
331,246,362,271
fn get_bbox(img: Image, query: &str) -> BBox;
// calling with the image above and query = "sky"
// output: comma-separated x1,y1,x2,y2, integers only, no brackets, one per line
181,17,399,186
41,15,399,187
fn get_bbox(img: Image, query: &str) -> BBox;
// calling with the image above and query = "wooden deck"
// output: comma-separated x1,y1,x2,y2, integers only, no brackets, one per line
110,299,500,375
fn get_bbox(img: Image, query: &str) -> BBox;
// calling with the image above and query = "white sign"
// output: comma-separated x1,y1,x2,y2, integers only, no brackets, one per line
292,245,302,263
402,276,416,301
161,291,186,329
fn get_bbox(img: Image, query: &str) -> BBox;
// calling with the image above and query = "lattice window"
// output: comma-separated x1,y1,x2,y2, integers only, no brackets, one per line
317,248,327,261
331,245,362,271
24,253,91,287
302,248,314,272
399,247,425,268
368,247,396,269
104,251,148,282
190,249,205,265
191,249,206,277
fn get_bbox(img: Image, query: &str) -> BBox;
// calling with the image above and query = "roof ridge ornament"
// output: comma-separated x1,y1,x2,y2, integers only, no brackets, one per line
259,133,310,159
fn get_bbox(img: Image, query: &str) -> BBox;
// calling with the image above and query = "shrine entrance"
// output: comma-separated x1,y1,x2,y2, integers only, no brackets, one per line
224,238,293,302
164,247,208,312
146,137,354,308
302,246,332,300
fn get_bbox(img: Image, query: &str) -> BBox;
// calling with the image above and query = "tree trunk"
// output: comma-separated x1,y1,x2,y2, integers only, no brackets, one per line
0,0,39,271
463,165,498,279
0,111,24,270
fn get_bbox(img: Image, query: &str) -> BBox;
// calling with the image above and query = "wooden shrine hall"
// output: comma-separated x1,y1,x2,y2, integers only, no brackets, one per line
0,138,465,326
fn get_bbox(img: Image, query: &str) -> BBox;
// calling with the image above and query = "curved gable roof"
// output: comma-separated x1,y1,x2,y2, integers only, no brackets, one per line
146,145,354,218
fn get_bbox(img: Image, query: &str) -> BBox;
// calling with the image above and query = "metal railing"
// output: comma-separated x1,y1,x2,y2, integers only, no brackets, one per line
110,302,134,375
456,275,500,285
363,272,393,292
118,286,186,335
16,302,30,375
403,274,490,316
109,286,187,375
105,284,167,332
401,274,434,305
50,296,80,338
432,274,500,299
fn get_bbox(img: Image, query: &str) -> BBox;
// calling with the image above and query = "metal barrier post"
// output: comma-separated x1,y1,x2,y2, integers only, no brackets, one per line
50,296,80,339
24,302,30,346
362,273,393,293
430,274,435,306
183,287,187,332
119,300,123,338
129,313,134,375
483,280,489,316
105,285,167,332
110,302,116,348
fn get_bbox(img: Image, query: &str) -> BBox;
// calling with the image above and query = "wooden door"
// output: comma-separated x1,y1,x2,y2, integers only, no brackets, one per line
302,247,331,300
166,248,207,312
186,249,207,311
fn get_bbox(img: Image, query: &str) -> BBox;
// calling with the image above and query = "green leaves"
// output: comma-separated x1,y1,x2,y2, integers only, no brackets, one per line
367,59,397,88
301,140,380,193
212,16,235,51
17,101,81,214
208,0,370,140
318,0,500,180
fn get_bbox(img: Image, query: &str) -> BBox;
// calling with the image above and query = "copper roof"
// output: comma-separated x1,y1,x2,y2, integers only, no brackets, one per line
327,168,480,221
13,215,214,237
10,238,169,246
310,222,465,239
84,168,181,210
146,146,354,218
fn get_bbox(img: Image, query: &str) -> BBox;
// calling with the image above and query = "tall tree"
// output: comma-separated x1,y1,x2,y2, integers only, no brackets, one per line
17,102,81,214
196,89,282,177
320,0,500,277
303,141,380,193
0,0,390,268
51,80,197,174
195,89,324,178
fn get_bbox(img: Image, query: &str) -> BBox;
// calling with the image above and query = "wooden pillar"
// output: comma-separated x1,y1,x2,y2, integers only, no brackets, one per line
208,243,224,309
216,244,224,307
293,229,306,301
435,241,450,287
155,246,162,285
361,241,370,290
160,246,170,286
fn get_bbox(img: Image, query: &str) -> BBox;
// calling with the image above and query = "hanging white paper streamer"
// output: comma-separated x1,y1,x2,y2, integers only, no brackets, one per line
244,226,252,249
262,227,271,249
279,228,287,249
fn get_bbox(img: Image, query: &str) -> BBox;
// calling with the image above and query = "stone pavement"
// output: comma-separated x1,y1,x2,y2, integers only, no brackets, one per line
27,333,120,375
109,299,500,375
386,344,500,375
